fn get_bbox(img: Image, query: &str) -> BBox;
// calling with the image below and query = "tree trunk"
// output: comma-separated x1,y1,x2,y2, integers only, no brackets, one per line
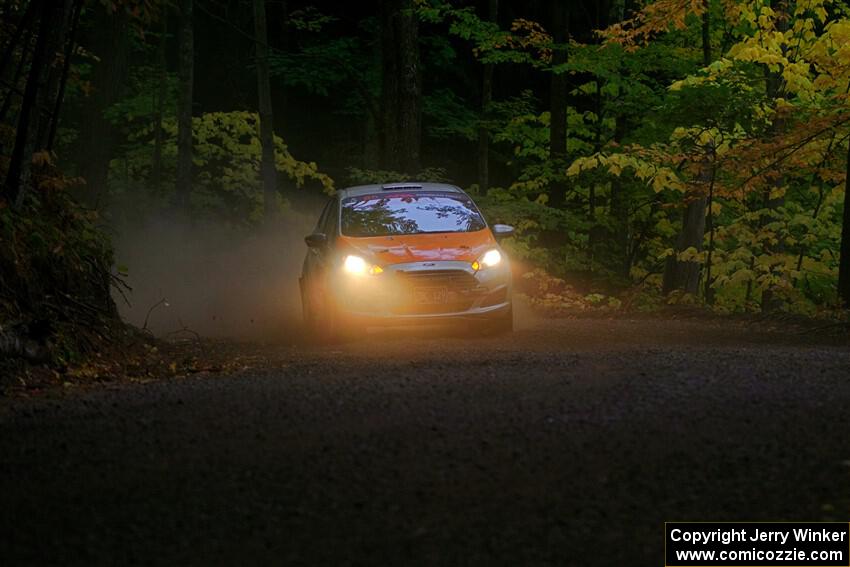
548,0,569,205
607,0,628,276
590,78,602,217
379,0,399,171
175,0,194,210
2,0,60,208
395,0,420,175
151,11,168,189
701,0,711,67
253,0,278,221
0,2,35,80
76,6,129,207
760,0,789,312
662,193,708,295
0,26,33,124
704,157,718,304
380,0,420,175
608,112,630,277
42,0,80,151
837,140,850,305
661,0,710,295
477,0,498,192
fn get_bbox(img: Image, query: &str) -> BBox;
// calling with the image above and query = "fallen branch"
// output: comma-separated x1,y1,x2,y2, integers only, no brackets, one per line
142,297,168,333
167,317,200,341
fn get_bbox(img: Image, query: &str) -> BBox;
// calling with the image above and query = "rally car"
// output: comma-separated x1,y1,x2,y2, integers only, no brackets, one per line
299,182,514,340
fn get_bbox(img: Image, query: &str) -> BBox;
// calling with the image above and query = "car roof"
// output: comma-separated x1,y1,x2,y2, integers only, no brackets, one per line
337,182,466,200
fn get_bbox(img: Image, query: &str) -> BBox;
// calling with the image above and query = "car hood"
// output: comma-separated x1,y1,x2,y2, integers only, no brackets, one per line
338,230,495,265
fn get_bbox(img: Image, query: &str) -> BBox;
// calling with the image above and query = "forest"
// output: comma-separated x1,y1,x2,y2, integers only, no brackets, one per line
6,2,850,563
2,0,850,361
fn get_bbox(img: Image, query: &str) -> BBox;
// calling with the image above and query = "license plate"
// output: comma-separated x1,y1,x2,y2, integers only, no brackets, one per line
413,287,448,304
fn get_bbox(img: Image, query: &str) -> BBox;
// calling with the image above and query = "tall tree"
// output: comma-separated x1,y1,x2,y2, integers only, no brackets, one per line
396,0,421,174
45,0,83,151
759,0,789,312
839,140,850,306
380,0,421,174
0,2,35,81
548,0,569,204
151,10,168,190
2,0,61,208
76,5,129,207
380,0,399,171
378,0,398,169
0,24,34,125
662,0,711,296
253,0,278,220
37,0,78,150
175,0,194,210
477,0,498,192
607,0,629,276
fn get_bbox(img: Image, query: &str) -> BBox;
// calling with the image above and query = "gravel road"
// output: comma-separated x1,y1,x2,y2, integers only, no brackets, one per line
2,318,850,566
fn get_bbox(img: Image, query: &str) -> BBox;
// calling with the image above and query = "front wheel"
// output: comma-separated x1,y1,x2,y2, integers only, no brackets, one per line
313,297,360,344
301,278,322,336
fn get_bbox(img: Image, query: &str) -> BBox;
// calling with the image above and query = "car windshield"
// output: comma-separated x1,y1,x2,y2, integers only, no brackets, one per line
341,192,487,237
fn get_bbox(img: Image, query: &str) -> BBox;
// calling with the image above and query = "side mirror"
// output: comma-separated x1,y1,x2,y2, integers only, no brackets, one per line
305,233,328,248
492,224,515,238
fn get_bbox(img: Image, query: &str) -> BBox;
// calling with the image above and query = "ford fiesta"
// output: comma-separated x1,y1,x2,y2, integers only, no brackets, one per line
299,182,514,340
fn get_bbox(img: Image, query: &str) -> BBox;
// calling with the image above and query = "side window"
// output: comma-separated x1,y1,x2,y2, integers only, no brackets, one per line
315,199,332,233
323,200,339,240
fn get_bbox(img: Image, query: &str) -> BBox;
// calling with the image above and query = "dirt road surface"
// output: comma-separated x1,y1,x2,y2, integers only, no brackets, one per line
2,318,850,565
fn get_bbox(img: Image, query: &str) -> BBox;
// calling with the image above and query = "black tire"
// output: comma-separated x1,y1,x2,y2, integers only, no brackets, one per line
301,280,322,336
315,298,360,344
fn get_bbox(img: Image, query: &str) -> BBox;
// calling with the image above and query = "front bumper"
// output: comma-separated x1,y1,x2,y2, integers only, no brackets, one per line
329,260,512,326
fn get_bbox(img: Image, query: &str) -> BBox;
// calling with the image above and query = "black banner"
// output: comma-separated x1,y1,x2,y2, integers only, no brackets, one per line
665,522,850,566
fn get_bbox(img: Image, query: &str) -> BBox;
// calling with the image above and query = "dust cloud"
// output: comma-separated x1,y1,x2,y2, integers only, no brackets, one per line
112,202,536,340
511,295,538,331
112,210,317,341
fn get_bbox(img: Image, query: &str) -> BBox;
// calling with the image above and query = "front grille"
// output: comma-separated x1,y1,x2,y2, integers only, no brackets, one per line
392,269,482,315
395,269,478,291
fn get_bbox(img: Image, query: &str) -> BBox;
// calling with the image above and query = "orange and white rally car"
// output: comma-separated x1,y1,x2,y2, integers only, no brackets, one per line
299,182,514,340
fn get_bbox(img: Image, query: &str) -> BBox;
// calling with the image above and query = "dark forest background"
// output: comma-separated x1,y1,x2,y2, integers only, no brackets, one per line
3,0,850,361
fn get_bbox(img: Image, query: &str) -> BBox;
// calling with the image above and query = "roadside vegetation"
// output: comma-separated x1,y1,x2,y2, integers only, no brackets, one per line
2,0,850,379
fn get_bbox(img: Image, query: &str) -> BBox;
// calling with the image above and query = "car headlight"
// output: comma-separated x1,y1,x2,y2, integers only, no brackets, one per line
343,254,383,276
472,249,502,271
